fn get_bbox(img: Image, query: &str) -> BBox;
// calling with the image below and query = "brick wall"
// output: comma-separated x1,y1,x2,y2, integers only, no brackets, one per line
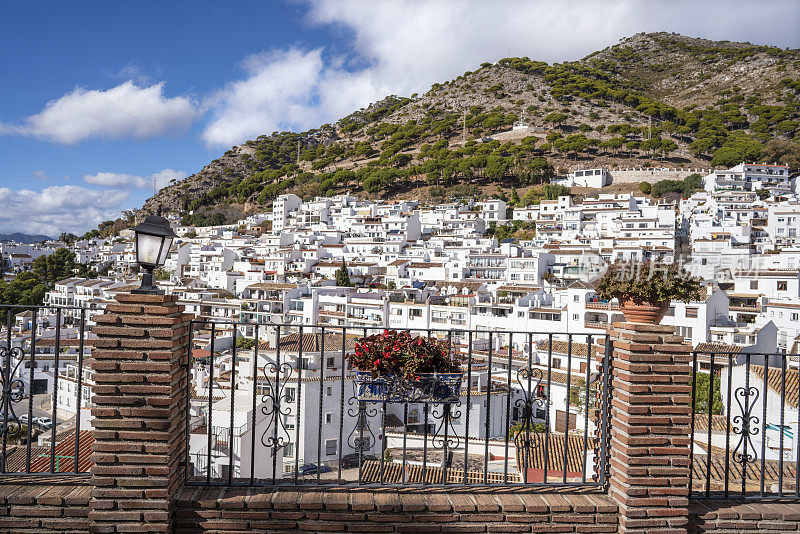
2,482,798,533
3,295,800,533
89,293,191,533
689,500,800,533
608,323,693,534
174,489,618,533
0,483,89,533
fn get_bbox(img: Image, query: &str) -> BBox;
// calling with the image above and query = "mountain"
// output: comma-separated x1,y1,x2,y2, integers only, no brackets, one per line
0,233,52,244
133,32,800,227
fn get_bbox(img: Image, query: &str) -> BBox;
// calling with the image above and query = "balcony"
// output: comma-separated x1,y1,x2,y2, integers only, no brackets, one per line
729,304,760,313
585,301,620,311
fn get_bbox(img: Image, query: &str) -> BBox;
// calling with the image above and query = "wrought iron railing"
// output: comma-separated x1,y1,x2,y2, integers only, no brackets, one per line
690,350,800,500
0,305,91,478
184,320,611,488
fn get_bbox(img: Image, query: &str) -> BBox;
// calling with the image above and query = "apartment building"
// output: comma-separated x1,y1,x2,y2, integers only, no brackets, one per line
704,162,795,195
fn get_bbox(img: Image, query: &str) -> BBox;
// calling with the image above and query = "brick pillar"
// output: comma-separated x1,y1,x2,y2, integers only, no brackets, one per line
608,322,693,534
88,293,190,533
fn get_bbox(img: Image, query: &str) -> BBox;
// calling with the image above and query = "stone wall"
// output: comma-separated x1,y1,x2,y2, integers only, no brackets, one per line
608,168,710,185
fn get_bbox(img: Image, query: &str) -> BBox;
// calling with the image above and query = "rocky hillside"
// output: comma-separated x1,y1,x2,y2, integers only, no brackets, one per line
132,32,800,228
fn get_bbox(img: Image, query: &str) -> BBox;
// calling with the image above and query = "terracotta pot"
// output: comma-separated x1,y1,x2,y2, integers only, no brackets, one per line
620,299,668,324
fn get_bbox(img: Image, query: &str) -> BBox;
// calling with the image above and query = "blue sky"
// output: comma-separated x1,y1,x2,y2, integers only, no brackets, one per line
1,0,798,236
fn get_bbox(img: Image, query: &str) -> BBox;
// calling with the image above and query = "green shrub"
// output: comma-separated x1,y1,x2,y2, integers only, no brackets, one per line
595,261,703,305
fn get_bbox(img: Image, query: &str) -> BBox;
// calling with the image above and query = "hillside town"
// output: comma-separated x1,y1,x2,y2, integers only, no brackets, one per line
2,161,799,483
4,3,800,528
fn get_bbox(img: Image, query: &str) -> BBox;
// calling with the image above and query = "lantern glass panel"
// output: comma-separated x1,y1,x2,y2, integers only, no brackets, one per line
136,232,163,267
157,236,174,266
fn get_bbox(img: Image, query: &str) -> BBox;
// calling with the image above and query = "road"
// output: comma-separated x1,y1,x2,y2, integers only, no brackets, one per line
5,395,62,435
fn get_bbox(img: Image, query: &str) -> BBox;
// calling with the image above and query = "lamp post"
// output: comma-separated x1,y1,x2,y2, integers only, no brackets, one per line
130,215,177,295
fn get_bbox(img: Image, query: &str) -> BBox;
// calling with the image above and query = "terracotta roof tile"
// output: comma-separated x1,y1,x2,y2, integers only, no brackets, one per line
359,459,520,484
751,364,798,408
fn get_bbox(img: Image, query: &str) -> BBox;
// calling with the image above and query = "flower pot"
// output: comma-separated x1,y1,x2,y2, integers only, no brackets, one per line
620,299,668,324
353,371,463,403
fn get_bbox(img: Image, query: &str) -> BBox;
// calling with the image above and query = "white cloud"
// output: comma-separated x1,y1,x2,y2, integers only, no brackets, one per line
200,0,800,147
83,172,148,188
0,186,130,236
150,169,188,190
2,81,199,144
83,168,187,191
202,48,325,147
113,61,160,86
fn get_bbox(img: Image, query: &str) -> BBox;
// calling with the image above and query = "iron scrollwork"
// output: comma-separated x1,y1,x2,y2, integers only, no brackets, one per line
0,347,26,441
731,385,759,465
347,380,377,451
260,361,294,452
431,401,462,451
513,367,547,443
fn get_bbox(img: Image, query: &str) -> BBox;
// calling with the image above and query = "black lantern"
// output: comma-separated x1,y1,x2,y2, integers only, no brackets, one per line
130,215,177,294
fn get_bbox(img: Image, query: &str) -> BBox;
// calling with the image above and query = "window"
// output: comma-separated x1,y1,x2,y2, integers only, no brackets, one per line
676,326,693,339
284,442,294,458
395,309,402,315
409,309,422,318
686,307,698,318
573,314,579,320
778,281,788,291
285,416,295,430
792,313,799,321
326,386,333,397
325,439,338,456
326,357,335,368
285,387,296,403
325,413,332,424
552,358,562,369
574,295,580,302
750,280,758,290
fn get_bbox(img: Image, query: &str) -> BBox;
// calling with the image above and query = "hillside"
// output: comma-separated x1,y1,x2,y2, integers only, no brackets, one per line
130,32,800,228
0,233,52,244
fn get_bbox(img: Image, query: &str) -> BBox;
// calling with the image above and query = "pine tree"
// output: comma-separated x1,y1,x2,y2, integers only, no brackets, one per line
335,259,352,287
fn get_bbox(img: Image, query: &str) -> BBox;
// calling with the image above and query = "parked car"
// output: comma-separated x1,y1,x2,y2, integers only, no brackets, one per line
19,414,29,424
35,417,52,430
339,453,379,469
299,463,332,476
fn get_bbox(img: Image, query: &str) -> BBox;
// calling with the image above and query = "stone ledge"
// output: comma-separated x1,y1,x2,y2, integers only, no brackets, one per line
689,499,800,533
174,488,618,533
0,484,90,533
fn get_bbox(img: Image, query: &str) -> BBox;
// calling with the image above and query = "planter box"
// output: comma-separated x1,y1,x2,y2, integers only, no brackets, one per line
353,371,463,403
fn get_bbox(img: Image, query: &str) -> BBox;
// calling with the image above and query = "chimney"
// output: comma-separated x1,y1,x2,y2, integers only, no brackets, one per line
265,325,279,349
